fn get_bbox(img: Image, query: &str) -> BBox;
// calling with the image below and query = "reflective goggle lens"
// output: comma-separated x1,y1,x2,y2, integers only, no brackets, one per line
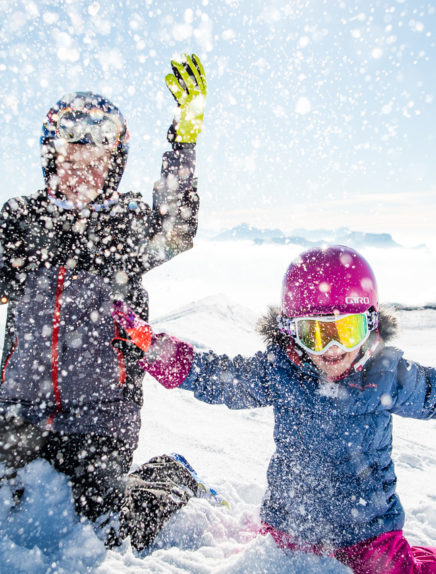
296,314,368,354
57,109,121,146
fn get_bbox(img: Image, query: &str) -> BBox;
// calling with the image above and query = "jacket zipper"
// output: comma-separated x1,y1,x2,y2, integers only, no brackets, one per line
1,337,18,383
113,321,127,387
46,266,66,428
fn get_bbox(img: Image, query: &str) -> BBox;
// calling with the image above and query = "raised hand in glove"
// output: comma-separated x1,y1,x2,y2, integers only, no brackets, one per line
165,54,207,144
111,300,194,388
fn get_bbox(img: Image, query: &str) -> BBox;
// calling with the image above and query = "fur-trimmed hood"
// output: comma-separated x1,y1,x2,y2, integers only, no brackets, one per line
257,305,399,349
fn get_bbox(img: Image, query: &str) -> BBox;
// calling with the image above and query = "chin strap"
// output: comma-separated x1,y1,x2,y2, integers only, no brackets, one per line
285,339,305,367
353,331,381,372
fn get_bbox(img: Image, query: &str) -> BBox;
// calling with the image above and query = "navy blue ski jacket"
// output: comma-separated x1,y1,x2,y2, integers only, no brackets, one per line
0,147,199,448
180,310,435,548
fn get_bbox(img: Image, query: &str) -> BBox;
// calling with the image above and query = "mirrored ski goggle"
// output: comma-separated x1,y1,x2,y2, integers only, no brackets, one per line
278,313,371,355
56,108,123,147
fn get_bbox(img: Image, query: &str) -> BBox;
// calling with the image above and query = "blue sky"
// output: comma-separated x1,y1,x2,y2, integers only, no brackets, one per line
0,0,435,243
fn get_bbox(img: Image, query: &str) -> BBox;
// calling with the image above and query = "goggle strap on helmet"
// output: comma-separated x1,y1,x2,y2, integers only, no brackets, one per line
277,314,296,337
366,307,379,331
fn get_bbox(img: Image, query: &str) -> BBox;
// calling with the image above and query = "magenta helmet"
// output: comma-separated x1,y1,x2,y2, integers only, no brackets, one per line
281,245,378,317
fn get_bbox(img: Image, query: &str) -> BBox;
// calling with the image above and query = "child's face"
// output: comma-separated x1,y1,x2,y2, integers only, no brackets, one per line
54,143,112,206
308,345,360,380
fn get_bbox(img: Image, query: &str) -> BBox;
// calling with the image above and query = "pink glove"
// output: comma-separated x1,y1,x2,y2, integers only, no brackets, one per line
111,300,194,389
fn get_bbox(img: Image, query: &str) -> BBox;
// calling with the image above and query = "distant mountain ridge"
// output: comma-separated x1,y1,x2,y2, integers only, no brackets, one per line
213,223,425,250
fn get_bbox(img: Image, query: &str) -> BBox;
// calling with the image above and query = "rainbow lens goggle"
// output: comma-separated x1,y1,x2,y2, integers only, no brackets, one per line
278,312,376,355
56,108,123,147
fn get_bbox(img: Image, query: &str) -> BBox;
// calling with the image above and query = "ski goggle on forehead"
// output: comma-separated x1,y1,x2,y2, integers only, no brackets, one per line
55,108,123,147
278,312,374,355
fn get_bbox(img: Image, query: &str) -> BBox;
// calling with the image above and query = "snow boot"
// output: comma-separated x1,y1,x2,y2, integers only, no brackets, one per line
169,453,229,508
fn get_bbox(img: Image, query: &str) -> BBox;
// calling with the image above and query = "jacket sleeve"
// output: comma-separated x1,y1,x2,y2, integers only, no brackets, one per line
144,146,199,271
180,349,274,409
389,356,436,419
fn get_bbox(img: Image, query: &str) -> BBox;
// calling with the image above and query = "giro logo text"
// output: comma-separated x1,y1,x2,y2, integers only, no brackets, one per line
345,296,370,304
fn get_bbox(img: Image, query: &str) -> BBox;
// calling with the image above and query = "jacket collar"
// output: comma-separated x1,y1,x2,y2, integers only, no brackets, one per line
47,191,119,212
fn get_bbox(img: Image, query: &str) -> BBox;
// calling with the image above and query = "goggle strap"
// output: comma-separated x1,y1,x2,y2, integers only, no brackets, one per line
277,314,296,337
367,308,379,331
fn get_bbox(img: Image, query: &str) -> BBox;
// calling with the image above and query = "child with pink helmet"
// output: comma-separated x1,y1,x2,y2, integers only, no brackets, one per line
112,244,436,573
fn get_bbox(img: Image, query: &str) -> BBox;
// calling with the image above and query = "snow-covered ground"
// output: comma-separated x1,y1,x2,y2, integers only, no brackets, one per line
0,239,435,573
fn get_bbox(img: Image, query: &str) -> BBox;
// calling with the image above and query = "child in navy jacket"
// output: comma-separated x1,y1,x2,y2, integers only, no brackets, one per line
112,245,436,572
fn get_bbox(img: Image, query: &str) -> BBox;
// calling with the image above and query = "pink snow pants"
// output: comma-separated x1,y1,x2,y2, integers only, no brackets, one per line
261,525,436,573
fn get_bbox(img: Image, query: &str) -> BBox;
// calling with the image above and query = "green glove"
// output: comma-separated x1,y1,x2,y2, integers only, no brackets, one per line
165,54,207,144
